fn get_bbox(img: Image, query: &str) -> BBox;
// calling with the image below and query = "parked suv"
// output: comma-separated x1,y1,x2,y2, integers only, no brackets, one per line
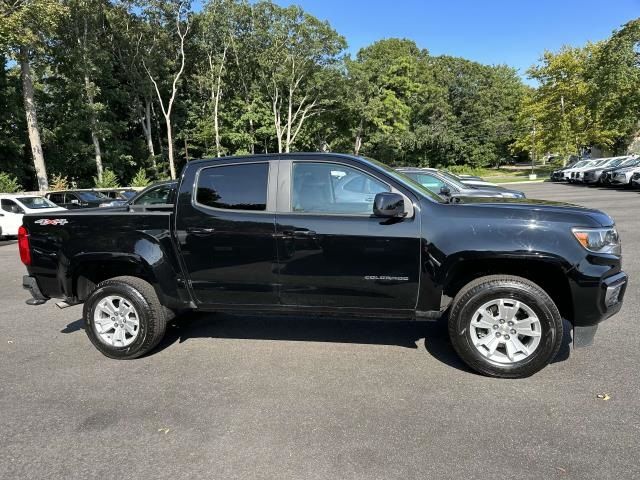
396,168,526,199
46,190,112,209
610,159,640,186
20,154,626,378
601,157,640,185
582,156,630,184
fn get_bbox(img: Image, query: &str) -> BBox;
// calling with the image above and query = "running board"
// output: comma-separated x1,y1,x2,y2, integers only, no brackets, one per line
55,300,82,309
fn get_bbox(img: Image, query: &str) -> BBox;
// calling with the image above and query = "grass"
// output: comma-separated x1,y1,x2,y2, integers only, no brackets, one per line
451,164,557,183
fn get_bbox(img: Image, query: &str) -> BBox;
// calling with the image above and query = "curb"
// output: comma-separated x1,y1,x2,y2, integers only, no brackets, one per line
494,179,547,185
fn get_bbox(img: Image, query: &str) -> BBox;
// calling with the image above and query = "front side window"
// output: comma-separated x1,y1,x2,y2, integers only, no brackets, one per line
292,162,390,214
77,192,107,201
134,185,174,205
196,163,269,211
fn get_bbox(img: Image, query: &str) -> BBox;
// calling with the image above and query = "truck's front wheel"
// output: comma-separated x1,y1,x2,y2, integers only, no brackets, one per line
448,275,563,378
83,276,168,359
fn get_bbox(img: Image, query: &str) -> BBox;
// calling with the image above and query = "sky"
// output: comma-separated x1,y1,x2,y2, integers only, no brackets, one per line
270,0,640,84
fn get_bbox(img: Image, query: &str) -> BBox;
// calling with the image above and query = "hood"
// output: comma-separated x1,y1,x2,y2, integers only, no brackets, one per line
449,196,614,227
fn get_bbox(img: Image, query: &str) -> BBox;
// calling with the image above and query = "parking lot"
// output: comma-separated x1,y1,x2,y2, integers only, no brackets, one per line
1,182,639,480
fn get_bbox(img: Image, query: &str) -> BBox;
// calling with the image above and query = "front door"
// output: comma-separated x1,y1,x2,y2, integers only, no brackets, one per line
175,160,279,306
275,159,421,311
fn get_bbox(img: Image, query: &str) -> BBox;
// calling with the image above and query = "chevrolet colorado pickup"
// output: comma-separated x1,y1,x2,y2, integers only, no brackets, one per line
19,153,627,378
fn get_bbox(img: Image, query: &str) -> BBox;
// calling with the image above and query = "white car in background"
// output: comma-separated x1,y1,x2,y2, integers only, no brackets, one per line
0,194,66,238
558,159,593,181
610,163,640,186
566,159,605,182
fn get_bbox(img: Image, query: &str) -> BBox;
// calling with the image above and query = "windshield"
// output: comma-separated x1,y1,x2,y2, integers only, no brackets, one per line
437,170,470,189
572,161,587,168
623,158,640,167
77,191,107,201
607,158,628,167
16,196,59,209
367,159,445,203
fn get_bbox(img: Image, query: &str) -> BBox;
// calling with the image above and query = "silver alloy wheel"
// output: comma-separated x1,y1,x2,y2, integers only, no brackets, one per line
93,295,140,347
469,298,542,364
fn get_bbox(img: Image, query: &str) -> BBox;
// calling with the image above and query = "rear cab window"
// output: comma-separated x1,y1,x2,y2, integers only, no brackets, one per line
195,163,269,211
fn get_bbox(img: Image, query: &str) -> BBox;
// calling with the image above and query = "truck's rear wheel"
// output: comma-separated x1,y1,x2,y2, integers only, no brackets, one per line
83,276,167,359
448,275,563,378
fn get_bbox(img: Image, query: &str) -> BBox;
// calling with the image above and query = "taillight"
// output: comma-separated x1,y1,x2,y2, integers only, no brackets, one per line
18,225,31,266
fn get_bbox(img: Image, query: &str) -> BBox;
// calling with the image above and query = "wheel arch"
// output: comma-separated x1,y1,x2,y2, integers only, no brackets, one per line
441,256,574,323
69,251,186,310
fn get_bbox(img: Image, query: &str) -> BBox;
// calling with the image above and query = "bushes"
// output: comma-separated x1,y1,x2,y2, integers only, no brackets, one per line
93,169,120,188
0,172,22,193
50,174,69,191
130,168,150,187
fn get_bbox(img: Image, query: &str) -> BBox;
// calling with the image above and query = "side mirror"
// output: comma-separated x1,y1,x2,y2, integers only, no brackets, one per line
373,192,406,218
439,185,451,196
70,199,80,205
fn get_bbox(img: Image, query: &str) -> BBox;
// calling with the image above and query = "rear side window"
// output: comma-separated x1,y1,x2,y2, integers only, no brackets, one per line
196,163,269,211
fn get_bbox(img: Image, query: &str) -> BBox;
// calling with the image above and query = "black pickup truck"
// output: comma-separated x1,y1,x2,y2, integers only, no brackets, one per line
19,153,627,378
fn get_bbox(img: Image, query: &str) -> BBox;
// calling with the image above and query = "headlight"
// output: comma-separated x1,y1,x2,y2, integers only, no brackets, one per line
572,227,620,255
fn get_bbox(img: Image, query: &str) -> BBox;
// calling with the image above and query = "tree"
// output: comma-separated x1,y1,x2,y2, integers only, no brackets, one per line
345,39,423,161
515,44,602,162
141,0,191,179
589,19,640,153
254,3,345,153
1,0,67,190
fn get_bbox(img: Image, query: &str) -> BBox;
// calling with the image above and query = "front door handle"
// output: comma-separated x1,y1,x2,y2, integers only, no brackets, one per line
187,227,216,235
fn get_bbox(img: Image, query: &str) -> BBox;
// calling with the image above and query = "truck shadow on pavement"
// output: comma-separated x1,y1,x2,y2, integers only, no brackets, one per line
63,314,572,374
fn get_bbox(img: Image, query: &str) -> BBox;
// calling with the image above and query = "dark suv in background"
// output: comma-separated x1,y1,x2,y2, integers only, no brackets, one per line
46,190,112,209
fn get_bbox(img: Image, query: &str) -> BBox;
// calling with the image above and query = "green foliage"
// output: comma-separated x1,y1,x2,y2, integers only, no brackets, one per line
515,19,640,159
0,172,21,193
49,173,69,190
0,0,637,189
131,168,151,187
94,169,120,188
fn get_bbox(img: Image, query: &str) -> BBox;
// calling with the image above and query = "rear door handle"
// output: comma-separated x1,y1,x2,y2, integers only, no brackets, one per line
187,227,216,235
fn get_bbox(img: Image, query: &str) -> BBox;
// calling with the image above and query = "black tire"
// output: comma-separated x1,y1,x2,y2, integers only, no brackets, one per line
448,275,563,378
83,276,167,359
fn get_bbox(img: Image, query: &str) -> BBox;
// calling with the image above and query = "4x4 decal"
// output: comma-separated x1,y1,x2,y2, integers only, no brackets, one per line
34,219,69,226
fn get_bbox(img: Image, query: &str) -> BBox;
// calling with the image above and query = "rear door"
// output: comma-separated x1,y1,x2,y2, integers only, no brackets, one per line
274,158,421,311
0,199,24,235
175,159,279,306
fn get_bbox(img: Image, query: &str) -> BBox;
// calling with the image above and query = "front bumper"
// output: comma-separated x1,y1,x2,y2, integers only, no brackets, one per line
611,174,631,185
23,275,48,305
572,271,627,347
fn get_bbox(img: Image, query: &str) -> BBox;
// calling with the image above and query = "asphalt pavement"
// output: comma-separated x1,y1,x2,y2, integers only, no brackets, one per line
1,182,639,479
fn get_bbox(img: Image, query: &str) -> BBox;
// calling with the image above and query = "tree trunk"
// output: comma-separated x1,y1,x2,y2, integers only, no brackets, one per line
184,136,189,162
143,98,155,157
151,102,164,155
85,74,104,181
19,46,48,191
248,118,255,154
354,118,363,155
165,116,176,179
